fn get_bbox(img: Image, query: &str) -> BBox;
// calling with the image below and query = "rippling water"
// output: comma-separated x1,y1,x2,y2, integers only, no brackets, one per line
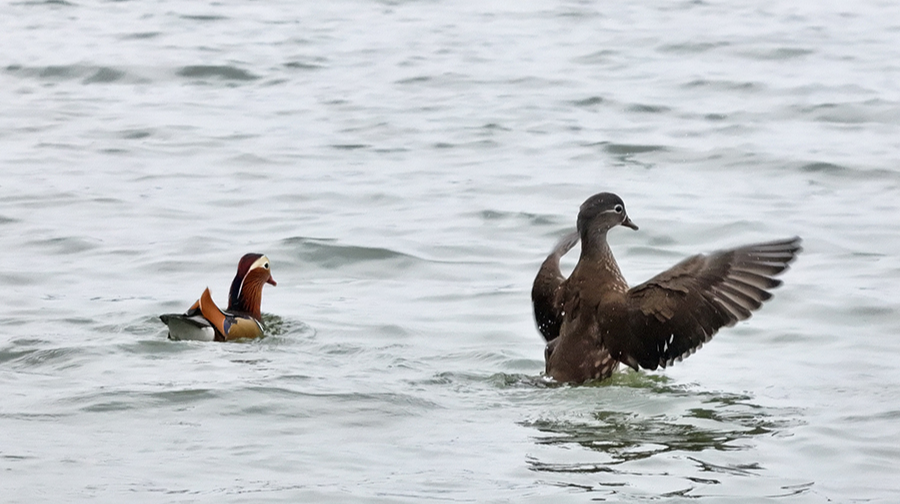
3,1,900,502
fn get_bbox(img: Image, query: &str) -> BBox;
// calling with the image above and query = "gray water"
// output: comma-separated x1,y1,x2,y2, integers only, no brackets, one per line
3,1,900,502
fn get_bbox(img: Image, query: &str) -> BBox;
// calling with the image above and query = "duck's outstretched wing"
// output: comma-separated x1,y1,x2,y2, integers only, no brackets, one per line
532,230,580,342
609,237,801,371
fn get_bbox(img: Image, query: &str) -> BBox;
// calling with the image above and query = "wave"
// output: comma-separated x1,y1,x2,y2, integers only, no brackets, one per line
176,65,259,81
5,63,260,84
282,236,422,269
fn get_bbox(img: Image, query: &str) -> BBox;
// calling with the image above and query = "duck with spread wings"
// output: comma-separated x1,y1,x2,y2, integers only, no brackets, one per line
532,192,801,384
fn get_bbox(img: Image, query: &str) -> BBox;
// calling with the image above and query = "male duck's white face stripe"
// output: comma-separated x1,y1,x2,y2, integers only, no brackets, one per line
238,255,271,296
249,255,270,272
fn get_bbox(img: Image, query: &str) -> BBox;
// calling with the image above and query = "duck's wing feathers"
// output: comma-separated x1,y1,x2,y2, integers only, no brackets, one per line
611,237,801,371
198,287,264,341
532,230,580,342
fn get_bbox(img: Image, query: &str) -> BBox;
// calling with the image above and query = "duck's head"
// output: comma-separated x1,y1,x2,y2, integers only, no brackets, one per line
228,253,276,317
576,192,638,239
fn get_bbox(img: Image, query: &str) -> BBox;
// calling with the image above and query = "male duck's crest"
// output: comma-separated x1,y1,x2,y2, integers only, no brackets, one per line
160,253,276,342
532,192,801,384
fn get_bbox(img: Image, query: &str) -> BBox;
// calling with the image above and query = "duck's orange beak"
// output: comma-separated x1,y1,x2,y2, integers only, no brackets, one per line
267,275,277,286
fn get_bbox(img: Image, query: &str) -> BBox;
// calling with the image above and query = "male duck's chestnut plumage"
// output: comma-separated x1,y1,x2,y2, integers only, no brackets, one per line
160,253,276,341
532,193,801,383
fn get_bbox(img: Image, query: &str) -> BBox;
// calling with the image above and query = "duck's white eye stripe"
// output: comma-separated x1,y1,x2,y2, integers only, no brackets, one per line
249,256,271,271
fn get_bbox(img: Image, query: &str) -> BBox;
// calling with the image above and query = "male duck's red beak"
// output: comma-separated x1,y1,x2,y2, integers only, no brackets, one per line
267,276,277,286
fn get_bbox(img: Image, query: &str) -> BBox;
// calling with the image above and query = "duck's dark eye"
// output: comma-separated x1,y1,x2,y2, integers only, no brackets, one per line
264,263,269,269
614,204,624,214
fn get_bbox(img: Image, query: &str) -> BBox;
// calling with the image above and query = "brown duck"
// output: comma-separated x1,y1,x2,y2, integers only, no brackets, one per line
532,192,801,383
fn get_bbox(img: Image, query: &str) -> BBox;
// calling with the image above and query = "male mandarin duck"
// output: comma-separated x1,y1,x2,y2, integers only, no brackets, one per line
532,192,801,384
160,253,276,341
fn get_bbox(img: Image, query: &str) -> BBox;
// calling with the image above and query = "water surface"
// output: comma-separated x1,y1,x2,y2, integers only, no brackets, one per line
2,0,900,502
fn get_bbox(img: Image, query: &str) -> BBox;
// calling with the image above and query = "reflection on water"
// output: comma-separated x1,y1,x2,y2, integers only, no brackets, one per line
521,373,807,498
